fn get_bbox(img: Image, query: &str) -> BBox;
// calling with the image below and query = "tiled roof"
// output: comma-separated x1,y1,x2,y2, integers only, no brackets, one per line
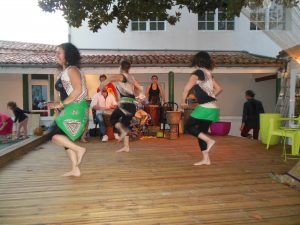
0,40,283,67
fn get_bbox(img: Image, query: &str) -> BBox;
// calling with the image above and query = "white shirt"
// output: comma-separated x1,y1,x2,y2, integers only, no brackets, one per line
90,93,117,114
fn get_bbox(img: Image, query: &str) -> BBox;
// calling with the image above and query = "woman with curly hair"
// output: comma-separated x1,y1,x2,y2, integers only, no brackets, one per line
48,43,89,177
181,51,222,166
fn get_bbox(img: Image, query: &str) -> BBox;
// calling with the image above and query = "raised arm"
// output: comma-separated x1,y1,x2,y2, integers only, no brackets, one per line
100,74,124,89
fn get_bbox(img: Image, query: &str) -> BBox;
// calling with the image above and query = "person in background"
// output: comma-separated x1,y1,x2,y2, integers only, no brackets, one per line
181,51,222,166
90,87,117,142
145,75,165,105
7,101,30,139
101,59,142,152
0,112,13,138
96,74,118,98
240,90,265,140
48,42,89,177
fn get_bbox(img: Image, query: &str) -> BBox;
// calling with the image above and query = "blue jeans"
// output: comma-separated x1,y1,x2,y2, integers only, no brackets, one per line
96,112,106,137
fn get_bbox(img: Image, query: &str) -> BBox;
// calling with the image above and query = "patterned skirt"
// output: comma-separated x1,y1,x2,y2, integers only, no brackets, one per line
55,100,89,141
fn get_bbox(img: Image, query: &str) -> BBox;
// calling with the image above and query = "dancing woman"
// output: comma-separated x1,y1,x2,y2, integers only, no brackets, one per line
101,59,142,152
181,51,222,166
48,43,89,176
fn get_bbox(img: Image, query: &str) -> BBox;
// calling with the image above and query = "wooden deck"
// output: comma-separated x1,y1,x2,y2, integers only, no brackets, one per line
0,135,299,225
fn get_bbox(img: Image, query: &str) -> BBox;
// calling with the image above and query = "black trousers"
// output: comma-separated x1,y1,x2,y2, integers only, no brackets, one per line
185,116,212,151
110,103,136,131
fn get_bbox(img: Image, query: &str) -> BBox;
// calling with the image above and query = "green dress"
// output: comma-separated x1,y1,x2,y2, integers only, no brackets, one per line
55,66,89,141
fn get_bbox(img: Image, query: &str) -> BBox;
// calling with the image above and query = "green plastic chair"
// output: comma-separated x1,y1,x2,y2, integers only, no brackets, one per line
266,117,300,159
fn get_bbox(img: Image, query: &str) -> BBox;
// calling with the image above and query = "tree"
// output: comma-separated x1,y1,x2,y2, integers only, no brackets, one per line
38,0,298,32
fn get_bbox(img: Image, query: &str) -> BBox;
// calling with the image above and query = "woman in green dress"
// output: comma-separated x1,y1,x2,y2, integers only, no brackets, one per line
48,43,89,177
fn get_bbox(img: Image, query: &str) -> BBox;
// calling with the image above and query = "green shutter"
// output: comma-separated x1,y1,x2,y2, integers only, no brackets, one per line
22,74,29,110
168,71,174,102
50,74,54,116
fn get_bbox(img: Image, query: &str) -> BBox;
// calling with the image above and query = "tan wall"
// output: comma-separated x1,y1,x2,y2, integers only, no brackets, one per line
0,74,23,116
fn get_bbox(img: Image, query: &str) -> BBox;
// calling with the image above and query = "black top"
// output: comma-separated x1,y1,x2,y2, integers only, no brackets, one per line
55,78,68,101
242,99,265,128
148,83,161,105
13,107,30,123
191,69,216,104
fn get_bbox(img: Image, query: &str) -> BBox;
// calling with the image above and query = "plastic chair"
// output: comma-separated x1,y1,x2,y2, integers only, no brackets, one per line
266,117,300,160
162,102,179,138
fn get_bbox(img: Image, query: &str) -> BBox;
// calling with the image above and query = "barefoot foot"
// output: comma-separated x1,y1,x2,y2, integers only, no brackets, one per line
62,167,81,177
116,146,130,152
193,160,211,166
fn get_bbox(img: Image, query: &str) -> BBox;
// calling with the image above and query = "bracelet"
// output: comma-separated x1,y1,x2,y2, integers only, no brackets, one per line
60,101,65,107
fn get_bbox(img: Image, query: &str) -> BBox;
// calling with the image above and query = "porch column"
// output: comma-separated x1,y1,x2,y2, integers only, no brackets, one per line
168,71,174,102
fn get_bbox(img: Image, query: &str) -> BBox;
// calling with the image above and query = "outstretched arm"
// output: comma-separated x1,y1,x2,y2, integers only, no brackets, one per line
100,74,124,89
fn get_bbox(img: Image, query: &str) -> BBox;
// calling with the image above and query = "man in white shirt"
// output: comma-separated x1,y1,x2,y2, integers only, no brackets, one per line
90,88,117,141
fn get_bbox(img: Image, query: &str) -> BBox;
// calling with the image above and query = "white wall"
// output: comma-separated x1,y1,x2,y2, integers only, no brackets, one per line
70,8,281,57
0,74,23,116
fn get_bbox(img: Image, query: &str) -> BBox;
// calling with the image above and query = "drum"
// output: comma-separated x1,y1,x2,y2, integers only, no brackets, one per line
102,110,114,140
144,104,160,126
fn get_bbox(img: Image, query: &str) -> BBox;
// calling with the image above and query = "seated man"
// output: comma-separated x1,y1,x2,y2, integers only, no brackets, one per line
90,88,117,141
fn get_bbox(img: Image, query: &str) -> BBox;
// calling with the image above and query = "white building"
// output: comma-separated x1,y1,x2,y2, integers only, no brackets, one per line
1,3,299,136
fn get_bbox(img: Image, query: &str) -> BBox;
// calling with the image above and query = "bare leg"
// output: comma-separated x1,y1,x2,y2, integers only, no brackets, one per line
193,133,215,166
198,132,216,152
116,136,130,152
22,118,28,138
115,122,129,141
62,149,81,177
16,122,21,138
52,134,86,166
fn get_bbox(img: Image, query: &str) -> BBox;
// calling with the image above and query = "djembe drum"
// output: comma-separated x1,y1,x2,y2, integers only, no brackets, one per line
103,110,114,140
144,104,160,126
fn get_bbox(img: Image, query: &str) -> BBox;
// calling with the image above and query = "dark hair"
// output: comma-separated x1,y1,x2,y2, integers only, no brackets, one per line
7,101,17,109
151,75,158,79
99,74,107,79
191,51,215,70
120,59,131,73
57,43,81,68
245,90,255,97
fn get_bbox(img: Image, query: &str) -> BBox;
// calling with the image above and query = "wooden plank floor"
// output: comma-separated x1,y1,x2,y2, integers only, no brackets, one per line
0,135,299,225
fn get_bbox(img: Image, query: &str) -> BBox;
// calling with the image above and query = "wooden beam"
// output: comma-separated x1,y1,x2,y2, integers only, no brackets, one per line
255,74,277,82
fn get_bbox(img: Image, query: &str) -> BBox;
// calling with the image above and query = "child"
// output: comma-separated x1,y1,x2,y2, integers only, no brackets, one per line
7,101,30,139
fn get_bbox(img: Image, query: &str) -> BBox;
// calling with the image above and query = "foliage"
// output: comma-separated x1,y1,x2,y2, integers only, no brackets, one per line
38,0,298,32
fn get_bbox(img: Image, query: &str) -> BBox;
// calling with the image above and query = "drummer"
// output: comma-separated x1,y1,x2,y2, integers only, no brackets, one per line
90,87,117,142
145,75,166,105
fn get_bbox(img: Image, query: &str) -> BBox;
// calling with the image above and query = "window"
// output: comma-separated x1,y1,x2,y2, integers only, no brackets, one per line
131,18,165,31
198,11,215,30
198,9,235,31
131,19,147,31
29,74,50,116
218,11,235,30
149,17,165,31
250,9,266,30
250,3,286,30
